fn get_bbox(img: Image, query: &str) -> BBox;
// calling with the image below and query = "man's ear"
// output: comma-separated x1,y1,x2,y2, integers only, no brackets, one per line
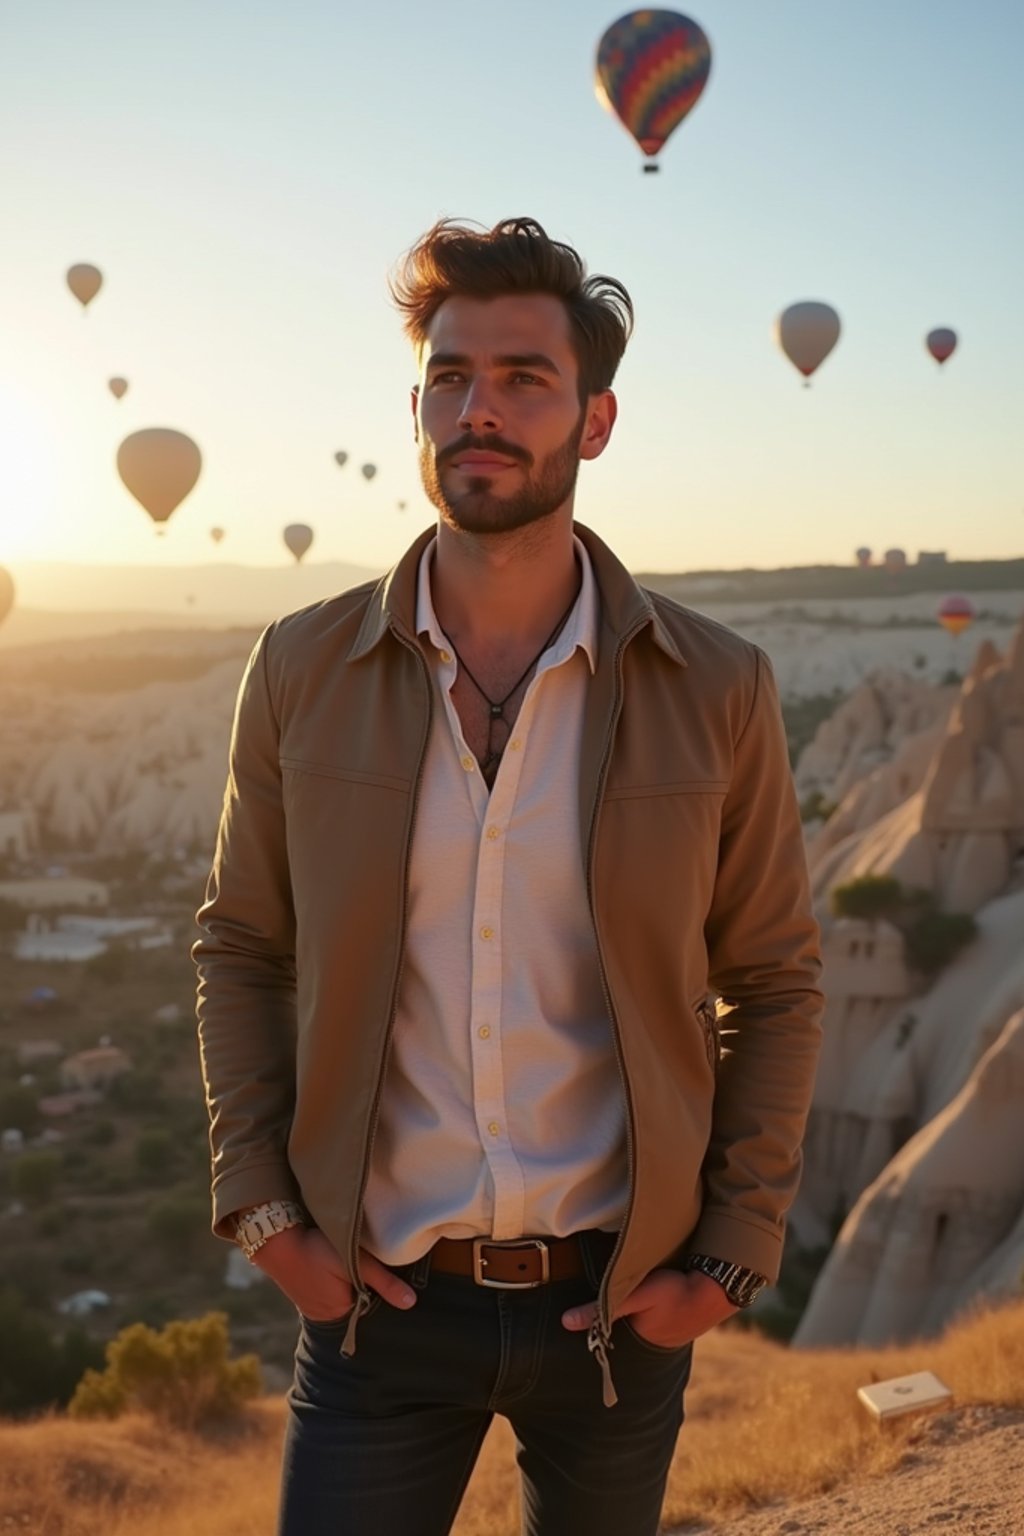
410,384,420,444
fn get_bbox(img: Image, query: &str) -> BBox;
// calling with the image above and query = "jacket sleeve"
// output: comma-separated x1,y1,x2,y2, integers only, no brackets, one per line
193,625,302,1239
689,645,824,1282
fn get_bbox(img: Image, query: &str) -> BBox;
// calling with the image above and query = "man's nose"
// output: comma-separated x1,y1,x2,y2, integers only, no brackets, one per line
457,380,502,435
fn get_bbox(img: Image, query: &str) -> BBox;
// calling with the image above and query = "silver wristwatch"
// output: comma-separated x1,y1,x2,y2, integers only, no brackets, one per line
686,1253,769,1309
232,1199,308,1261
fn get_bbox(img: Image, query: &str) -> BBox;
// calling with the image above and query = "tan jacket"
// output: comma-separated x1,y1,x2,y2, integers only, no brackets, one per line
194,522,823,1382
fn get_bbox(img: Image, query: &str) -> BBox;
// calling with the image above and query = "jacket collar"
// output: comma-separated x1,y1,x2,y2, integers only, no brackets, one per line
347,520,686,668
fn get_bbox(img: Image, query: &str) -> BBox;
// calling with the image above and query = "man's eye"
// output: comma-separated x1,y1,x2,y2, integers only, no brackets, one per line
430,372,462,385
511,372,543,385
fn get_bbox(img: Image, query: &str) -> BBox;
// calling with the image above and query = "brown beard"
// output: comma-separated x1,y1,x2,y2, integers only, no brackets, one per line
419,411,585,536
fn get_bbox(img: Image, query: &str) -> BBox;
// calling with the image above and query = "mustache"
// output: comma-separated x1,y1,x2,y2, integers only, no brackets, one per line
437,434,531,469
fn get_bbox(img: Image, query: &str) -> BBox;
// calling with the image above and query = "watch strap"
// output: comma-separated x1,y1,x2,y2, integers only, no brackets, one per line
686,1252,769,1309
232,1198,308,1261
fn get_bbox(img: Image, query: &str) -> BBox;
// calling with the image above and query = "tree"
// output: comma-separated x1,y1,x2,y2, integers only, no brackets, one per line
0,1288,105,1416
69,1311,262,1431
12,1149,61,1205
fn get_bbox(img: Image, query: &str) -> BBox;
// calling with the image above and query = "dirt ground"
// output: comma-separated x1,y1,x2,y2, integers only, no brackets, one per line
666,1404,1024,1536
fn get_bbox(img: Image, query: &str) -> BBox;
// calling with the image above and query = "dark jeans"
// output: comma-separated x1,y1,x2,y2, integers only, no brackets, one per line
278,1228,694,1536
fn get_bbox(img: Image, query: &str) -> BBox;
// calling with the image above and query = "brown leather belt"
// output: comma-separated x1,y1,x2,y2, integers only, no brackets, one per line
429,1233,588,1289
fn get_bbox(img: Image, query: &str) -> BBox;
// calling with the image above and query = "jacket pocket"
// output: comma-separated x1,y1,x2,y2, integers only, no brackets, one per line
696,999,720,1073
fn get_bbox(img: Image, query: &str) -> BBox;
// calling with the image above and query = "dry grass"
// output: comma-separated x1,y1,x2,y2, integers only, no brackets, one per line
2,1298,1023,1535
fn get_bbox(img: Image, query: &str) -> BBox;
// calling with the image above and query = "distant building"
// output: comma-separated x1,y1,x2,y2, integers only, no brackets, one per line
0,809,37,862
15,1039,63,1066
1,1129,24,1154
15,928,107,963
39,1090,103,1117
0,876,109,911
916,550,949,567
59,1046,132,1092
57,1290,111,1317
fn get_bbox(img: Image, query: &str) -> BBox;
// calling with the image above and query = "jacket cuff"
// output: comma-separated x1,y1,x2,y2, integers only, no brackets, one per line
684,1208,784,1284
211,1163,303,1242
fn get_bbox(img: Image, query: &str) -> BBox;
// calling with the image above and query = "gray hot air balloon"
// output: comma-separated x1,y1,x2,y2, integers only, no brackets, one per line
67,264,103,310
361,463,377,482
108,377,129,400
284,523,314,563
335,451,349,467
116,429,202,529
774,301,841,384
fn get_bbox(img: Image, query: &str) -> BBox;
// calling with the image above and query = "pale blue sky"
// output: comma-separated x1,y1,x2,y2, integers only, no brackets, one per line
1,0,1022,576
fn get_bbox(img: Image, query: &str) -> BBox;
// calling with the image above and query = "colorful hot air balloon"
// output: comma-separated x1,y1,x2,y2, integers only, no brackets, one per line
210,526,226,545
66,264,103,310
0,567,14,629
595,10,712,172
855,547,872,568
335,451,349,467
937,594,975,637
926,328,957,366
361,464,377,482
108,377,128,400
775,302,841,384
284,523,314,563
883,547,907,573
116,429,202,530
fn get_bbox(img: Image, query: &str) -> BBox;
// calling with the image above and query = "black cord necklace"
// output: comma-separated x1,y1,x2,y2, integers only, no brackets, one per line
447,582,581,788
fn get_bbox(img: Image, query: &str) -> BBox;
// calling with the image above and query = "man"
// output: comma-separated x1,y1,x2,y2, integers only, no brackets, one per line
194,216,824,1536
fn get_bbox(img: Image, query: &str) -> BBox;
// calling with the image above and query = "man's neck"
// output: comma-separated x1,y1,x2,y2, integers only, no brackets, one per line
430,512,580,657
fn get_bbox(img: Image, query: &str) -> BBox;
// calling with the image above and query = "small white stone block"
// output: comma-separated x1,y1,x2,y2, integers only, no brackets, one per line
857,1370,953,1422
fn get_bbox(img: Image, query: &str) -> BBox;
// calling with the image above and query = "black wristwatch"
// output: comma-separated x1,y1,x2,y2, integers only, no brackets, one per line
686,1253,769,1309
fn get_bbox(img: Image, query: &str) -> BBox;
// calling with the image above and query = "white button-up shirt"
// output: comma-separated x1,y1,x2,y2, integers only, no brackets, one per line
361,536,628,1264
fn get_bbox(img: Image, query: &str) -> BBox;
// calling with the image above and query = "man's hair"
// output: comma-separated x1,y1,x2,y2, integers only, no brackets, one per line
389,217,634,404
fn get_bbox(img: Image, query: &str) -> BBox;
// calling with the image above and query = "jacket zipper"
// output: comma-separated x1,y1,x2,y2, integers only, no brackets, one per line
341,630,433,1359
585,619,646,1408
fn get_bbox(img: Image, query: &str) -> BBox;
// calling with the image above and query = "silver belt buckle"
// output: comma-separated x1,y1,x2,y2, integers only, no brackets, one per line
472,1237,550,1289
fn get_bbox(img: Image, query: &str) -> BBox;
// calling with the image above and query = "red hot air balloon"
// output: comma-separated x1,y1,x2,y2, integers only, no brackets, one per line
883,547,907,573
108,377,128,400
926,328,957,366
937,594,975,637
595,10,712,173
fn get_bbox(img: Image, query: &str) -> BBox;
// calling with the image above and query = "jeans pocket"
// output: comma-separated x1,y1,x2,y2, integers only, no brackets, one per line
618,1316,691,1357
299,1292,382,1331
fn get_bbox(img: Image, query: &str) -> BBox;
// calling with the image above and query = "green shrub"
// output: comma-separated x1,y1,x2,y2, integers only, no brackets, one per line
830,874,905,920
0,1085,42,1136
0,1288,105,1416
86,1118,117,1147
134,1126,177,1180
903,910,978,977
145,1190,211,1260
69,1311,262,1430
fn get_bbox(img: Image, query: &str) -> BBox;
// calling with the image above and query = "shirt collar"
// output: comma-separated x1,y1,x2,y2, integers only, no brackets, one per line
415,534,599,677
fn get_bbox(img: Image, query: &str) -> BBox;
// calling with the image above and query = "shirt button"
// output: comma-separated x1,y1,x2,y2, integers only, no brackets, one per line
488,1122,500,1137
461,755,475,772
478,1025,491,1039
485,825,500,841
439,649,452,663
480,926,494,941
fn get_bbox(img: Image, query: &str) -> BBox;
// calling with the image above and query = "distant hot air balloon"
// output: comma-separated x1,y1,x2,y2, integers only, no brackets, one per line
775,302,841,385
595,10,712,173
210,526,225,545
116,429,202,530
926,328,957,366
284,523,314,563
335,451,349,467
855,547,872,568
108,377,128,400
396,500,407,513
937,594,975,637
361,464,377,482
883,547,907,573
0,567,14,629
66,264,103,310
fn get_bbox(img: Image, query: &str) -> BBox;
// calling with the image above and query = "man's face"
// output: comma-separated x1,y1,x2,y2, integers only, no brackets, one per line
413,293,604,536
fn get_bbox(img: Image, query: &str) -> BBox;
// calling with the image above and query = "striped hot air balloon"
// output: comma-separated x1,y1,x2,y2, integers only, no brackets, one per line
595,10,712,173
937,594,975,638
